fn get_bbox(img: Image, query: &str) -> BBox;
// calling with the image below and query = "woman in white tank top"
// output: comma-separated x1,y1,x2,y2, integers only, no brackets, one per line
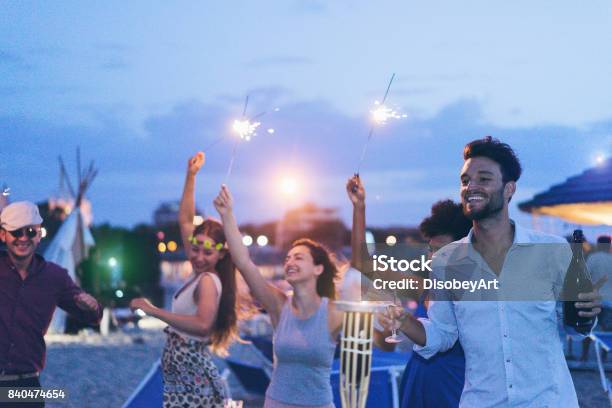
214,185,345,408
130,152,244,408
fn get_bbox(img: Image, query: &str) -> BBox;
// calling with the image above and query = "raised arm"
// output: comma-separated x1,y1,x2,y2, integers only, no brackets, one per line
346,175,369,275
346,175,423,301
179,152,204,255
214,185,286,326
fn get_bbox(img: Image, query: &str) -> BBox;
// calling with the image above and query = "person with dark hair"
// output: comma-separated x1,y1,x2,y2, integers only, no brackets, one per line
347,177,469,408
419,199,474,251
130,152,244,408
214,185,343,408
382,137,604,407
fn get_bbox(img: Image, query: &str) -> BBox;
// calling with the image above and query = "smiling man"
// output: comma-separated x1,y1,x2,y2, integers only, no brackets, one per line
390,137,604,407
0,201,101,408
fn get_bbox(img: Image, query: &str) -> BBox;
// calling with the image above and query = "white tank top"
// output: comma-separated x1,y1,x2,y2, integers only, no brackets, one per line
168,272,222,341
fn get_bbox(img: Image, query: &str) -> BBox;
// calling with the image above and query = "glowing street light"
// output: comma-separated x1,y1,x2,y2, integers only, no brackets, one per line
243,235,254,247
167,241,178,252
115,289,124,298
256,235,269,247
158,242,167,253
594,153,606,166
280,176,298,195
193,215,204,226
108,257,118,268
385,235,397,246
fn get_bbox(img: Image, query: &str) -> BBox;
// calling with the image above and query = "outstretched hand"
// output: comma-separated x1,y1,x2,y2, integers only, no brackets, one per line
129,298,155,315
346,174,365,206
74,292,99,312
213,184,234,216
187,152,205,175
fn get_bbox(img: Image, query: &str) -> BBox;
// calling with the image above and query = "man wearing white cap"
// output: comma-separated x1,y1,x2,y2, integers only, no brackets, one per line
0,201,102,407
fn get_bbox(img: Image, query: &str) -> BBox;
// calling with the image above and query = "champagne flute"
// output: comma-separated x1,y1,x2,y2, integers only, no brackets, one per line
385,290,403,344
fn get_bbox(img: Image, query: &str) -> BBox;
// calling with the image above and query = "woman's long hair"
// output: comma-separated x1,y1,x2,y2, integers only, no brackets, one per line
193,219,243,356
291,238,338,299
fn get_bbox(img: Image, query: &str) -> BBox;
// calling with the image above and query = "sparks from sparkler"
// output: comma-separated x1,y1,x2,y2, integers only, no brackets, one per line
370,101,406,125
225,95,268,183
2,186,10,197
355,73,399,179
232,118,261,141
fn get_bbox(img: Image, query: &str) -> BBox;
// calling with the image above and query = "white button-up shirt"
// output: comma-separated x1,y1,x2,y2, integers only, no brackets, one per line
415,222,578,407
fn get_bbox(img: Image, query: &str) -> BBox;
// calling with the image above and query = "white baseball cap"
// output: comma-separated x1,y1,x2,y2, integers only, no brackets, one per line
0,201,43,231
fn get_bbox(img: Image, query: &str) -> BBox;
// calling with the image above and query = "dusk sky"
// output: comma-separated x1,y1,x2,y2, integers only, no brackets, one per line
1,1,611,235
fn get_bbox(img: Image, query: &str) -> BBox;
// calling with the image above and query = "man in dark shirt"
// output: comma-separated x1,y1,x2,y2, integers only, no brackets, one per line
0,201,102,407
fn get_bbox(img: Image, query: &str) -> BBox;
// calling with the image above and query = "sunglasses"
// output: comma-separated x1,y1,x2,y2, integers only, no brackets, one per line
8,227,40,239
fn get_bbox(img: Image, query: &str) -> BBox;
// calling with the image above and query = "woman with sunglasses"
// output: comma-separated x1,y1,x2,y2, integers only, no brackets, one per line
214,185,343,408
130,152,243,408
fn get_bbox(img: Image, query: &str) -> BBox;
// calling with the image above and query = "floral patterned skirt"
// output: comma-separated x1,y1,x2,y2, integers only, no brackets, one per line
162,327,227,408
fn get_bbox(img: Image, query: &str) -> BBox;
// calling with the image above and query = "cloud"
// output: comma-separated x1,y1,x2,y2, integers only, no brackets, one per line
94,43,133,53
291,0,328,14
0,84,83,97
0,49,33,70
93,42,133,71
1,96,610,227
246,55,313,68
100,59,129,71
0,50,23,64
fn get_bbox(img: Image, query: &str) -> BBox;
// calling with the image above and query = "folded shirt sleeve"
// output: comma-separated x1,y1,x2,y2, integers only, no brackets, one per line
413,299,458,359
413,249,459,358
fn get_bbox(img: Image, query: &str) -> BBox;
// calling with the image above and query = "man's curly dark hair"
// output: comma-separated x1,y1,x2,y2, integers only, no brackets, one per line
463,136,522,183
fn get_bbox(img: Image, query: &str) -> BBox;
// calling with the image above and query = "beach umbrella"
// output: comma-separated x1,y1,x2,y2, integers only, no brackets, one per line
518,157,612,225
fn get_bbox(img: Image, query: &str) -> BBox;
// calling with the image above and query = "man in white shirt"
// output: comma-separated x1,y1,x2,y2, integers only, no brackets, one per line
388,136,604,407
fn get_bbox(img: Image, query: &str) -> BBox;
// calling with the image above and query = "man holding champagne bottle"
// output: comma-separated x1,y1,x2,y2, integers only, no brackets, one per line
384,137,605,407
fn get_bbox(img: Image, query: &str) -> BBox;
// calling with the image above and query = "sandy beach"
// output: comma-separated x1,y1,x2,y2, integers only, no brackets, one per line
40,319,611,408
43,322,165,408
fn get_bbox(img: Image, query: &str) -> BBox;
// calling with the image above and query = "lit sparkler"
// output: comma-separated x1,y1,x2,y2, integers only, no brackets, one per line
353,74,402,189
225,95,267,183
370,101,406,125
232,118,261,141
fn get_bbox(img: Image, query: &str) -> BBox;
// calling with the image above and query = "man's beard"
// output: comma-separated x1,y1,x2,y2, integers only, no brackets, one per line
463,187,505,221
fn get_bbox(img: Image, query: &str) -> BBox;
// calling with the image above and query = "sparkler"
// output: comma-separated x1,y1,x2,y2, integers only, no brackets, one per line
370,101,406,125
355,73,399,176
2,185,10,197
225,95,267,184
351,74,403,192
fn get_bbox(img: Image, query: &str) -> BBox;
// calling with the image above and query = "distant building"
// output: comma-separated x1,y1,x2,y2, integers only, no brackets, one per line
153,201,203,227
